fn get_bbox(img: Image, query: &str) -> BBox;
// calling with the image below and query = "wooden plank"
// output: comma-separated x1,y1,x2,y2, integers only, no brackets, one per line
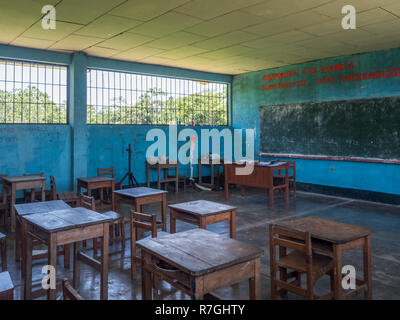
56,224,104,245
15,200,71,217
22,207,111,232
114,187,167,199
168,200,236,216
277,216,373,244
137,229,263,276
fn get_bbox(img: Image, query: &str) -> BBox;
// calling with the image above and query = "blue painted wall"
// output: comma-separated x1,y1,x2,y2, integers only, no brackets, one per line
0,44,232,194
233,47,400,195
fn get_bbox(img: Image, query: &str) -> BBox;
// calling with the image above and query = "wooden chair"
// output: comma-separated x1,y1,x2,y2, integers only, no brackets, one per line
167,174,186,191
50,176,79,207
0,271,13,300
23,173,51,202
274,160,296,196
0,232,6,271
130,211,168,278
97,167,121,204
0,175,9,227
62,279,84,300
79,194,125,255
269,224,334,300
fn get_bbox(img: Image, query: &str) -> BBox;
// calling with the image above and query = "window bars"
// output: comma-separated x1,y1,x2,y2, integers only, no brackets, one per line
0,59,68,124
87,68,228,126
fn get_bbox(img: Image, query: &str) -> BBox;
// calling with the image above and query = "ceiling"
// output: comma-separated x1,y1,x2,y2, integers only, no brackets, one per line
2,0,400,75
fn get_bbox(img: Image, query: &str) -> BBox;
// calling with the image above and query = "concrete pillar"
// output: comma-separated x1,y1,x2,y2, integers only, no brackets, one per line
69,52,88,191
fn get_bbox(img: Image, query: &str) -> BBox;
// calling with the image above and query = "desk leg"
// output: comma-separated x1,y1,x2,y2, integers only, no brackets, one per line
64,244,70,269
41,182,45,201
146,163,150,187
2,186,8,231
211,163,214,187
199,163,202,184
100,223,109,300
249,258,260,300
87,185,92,197
73,242,80,290
364,235,372,300
24,226,33,300
141,251,152,300
333,244,342,300
170,209,176,234
230,210,236,239
77,181,82,197
162,193,167,232
21,219,27,278
47,233,57,300
175,166,179,193
130,213,137,279
268,188,274,208
199,217,206,230
111,181,115,212
11,185,16,232
15,217,21,262
157,167,161,190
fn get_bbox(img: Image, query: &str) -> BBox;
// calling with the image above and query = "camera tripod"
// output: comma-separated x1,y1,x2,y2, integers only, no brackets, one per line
120,144,139,188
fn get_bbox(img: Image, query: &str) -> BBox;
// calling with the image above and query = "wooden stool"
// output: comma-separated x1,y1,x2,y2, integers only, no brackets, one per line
0,271,13,300
0,232,6,271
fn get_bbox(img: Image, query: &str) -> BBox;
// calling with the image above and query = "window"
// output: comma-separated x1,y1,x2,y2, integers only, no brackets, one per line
0,59,68,124
87,68,229,126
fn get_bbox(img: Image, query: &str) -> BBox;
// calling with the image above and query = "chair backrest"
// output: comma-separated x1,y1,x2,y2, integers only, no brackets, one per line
62,280,84,300
79,193,96,211
0,175,7,196
97,167,115,178
50,176,57,200
269,224,312,258
130,211,158,238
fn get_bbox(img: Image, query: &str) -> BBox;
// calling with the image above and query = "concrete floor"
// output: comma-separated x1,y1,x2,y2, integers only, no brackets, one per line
1,186,400,300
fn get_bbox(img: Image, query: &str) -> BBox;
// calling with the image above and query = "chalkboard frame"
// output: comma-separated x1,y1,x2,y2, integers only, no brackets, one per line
259,96,400,162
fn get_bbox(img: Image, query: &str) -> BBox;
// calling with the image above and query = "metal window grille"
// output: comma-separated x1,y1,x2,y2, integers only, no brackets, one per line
0,58,68,124
87,68,229,126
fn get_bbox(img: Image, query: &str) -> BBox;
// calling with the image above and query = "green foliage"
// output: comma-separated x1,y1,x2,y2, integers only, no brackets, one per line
0,86,67,124
87,87,228,126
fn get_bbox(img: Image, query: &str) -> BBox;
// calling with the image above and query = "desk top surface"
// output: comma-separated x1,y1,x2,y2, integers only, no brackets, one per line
0,272,14,292
15,200,71,217
276,216,373,244
1,175,46,183
137,229,263,276
22,207,111,232
114,187,167,198
168,200,236,216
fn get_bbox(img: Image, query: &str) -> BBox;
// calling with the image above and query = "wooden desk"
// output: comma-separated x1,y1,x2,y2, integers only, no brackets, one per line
137,229,263,300
198,158,224,189
0,271,14,300
169,200,236,238
114,187,168,231
276,216,373,300
224,162,289,208
146,161,178,192
77,176,115,207
22,207,111,300
1,175,46,232
15,200,71,277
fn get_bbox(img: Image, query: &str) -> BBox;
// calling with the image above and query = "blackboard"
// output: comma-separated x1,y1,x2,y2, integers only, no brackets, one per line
260,97,400,160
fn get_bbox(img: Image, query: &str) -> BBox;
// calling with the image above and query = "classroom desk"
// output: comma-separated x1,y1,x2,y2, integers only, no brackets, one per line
168,200,236,238
224,162,289,208
114,187,168,231
14,200,71,277
276,216,373,300
77,176,115,207
137,229,263,300
146,161,179,192
22,207,111,300
1,175,46,232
